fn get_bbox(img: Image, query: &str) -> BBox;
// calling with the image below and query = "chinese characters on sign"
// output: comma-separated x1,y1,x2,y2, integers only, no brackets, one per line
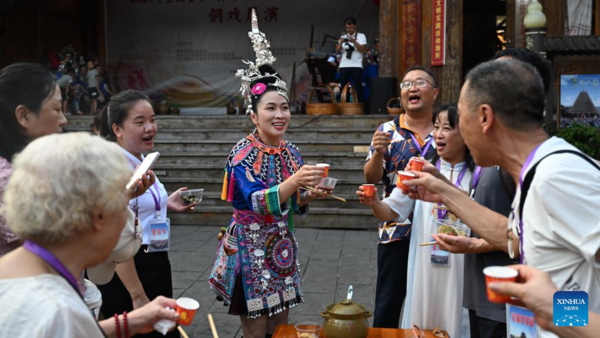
175,45,302,62
401,0,422,71
511,313,535,327
431,0,445,66
129,0,278,25
152,228,167,236
210,6,278,24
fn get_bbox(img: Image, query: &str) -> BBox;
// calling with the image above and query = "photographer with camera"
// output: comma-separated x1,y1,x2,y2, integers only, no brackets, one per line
336,16,367,103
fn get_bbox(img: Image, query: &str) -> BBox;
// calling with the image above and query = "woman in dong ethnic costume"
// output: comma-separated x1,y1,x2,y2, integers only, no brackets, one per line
209,10,325,338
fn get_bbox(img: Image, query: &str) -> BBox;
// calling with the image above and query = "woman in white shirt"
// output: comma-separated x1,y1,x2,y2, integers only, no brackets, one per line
98,90,195,338
0,133,180,337
358,104,473,338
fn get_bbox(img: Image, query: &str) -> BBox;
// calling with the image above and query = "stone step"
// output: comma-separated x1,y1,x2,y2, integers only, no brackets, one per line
162,177,369,195
65,114,390,130
67,126,375,143
153,129,373,143
156,151,368,167
152,140,368,153
64,114,383,229
154,164,365,180
169,206,378,229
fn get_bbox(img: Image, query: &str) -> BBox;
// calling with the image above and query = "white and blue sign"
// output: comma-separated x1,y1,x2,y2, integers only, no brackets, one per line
148,218,170,252
553,291,588,327
507,304,538,338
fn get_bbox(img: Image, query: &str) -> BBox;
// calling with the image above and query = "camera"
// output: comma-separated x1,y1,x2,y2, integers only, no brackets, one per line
345,44,355,59
343,38,349,43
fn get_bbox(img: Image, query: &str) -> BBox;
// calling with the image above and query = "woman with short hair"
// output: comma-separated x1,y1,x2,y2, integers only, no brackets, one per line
0,133,180,337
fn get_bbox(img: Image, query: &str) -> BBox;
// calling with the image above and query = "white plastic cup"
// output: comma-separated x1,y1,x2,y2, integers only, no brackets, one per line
316,163,330,177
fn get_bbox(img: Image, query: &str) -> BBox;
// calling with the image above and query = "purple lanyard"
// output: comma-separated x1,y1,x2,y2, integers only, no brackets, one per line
23,240,82,296
409,133,433,158
148,183,162,213
470,166,485,197
436,159,468,220
516,144,542,263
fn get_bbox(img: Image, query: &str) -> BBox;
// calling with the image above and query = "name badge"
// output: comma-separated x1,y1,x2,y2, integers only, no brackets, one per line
147,218,170,253
430,236,450,267
506,304,538,338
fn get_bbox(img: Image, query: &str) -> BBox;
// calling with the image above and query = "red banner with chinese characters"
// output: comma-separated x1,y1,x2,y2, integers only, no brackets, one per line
401,0,422,71
431,0,446,66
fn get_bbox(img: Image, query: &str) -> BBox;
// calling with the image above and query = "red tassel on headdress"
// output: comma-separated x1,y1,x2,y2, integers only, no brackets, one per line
227,170,235,202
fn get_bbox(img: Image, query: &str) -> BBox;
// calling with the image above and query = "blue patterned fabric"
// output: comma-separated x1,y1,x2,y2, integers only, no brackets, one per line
365,114,436,243
209,134,306,317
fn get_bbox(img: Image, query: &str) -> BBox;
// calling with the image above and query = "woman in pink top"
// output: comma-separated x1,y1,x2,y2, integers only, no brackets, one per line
0,63,68,255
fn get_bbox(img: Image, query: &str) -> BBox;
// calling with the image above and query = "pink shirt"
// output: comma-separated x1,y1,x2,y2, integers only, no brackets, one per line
0,156,18,256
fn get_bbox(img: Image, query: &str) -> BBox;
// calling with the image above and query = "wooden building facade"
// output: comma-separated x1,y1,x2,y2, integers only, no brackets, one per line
377,0,600,125
0,0,105,70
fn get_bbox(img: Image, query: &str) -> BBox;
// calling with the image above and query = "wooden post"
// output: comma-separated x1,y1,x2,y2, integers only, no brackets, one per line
422,0,442,105
441,0,463,103
422,0,462,104
378,0,396,77
400,0,422,73
505,0,516,48
396,0,403,76
421,0,432,69
539,0,563,37
97,0,107,67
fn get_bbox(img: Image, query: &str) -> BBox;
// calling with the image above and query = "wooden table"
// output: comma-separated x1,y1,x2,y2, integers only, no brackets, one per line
273,324,449,338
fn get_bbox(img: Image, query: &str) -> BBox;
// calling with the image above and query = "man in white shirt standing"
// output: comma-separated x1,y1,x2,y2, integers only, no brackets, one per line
336,17,367,103
405,59,600,337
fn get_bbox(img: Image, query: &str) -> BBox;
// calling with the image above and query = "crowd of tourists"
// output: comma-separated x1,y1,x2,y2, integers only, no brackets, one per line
0,11,598,338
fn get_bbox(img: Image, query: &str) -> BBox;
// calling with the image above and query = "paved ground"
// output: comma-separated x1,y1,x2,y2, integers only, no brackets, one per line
169,225,379,337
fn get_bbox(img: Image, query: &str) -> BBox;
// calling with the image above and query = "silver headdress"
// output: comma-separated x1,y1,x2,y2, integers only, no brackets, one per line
236,9,288,114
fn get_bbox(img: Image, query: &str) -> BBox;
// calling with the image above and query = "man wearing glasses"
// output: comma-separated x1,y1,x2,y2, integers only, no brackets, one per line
363,65,438,328
405,59,600,337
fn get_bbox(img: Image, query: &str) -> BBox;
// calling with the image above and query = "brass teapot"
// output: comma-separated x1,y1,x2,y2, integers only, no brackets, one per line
320,298,372,338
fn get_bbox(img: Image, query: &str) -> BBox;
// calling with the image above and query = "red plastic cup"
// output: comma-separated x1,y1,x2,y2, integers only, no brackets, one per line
176,297,200,326
362,184,375,197
408,157,427,172
483,266,518,303
316,163,330,177
396,171,416,193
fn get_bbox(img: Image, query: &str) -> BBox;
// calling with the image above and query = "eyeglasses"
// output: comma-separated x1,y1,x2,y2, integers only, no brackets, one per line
400,79,435,90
